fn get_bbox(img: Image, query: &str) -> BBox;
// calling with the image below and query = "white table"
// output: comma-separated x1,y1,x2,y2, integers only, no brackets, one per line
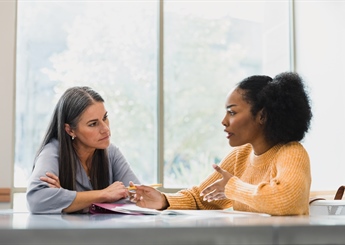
1,210,345,245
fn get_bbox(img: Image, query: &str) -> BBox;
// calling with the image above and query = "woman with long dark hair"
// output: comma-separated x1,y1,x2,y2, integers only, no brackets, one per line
26,86,140,213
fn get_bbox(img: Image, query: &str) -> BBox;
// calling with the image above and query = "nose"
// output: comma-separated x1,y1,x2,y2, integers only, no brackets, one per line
222,114,228,127
100,121,110,134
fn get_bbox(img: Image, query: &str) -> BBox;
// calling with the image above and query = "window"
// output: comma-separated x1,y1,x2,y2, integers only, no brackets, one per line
15,1,290,195
15,1,158,187
163,1,290,187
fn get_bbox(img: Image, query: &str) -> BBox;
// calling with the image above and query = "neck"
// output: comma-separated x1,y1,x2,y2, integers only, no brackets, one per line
73,143,95,175
252,142,276,156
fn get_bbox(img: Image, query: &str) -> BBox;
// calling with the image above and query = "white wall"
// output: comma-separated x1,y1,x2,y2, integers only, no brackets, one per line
0,1,16,209
294,1,345,191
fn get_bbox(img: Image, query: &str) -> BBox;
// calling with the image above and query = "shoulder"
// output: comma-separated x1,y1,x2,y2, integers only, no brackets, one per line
277,141,308,154
107,143,125,162
38,139,59,156
34,139,59,169
236,143,253,153
232,144,253,157
107,143,120,155
275,141,310,163
222,144,253,162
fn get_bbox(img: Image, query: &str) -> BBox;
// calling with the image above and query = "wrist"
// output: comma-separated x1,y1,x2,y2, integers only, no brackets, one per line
160,193,170,210
98,189,109,203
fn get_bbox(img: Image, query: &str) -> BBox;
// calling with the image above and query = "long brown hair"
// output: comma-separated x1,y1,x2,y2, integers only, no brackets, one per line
34,86,110,190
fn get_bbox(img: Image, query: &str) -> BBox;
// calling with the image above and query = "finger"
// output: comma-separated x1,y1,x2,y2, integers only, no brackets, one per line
40,176,55,184
212,163,226,175
200,185,215,196
128,181,139,193
135,196,145,207
40,176,48,182
212,193,226,201
130,193,141,203
45,172,58,180
128,192,136,201
114,181,124,186
133,185,152,193
203,189,216,201
123,191,129,198
129,195,136,203
133,196,142,205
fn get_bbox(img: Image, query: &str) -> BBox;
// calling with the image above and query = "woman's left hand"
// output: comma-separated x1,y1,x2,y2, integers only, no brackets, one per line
200,164,233,202
40,172,61,188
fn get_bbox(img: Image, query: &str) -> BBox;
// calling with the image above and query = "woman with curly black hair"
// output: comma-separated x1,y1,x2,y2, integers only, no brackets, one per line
130,72,313,216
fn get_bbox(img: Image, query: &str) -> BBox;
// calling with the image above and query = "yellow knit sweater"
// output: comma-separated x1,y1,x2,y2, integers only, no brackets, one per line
165,142,311,216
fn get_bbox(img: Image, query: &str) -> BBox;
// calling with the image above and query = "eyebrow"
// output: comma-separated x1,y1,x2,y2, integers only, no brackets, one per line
86,119,98,124
86,112,108,124
226,105,236,110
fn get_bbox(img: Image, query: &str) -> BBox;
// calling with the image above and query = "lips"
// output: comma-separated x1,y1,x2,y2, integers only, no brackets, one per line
224,131,233,139
99,135,110,141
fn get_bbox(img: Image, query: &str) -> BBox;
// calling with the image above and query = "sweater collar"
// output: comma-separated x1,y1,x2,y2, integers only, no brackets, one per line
249,144,283,166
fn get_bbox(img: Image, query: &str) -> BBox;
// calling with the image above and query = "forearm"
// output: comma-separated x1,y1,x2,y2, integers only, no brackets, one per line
62,190,106,213
166,186,232,210
225,176,310,215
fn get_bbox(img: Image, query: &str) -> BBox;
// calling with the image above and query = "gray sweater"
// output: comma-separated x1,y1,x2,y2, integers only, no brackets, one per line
26,139,140,213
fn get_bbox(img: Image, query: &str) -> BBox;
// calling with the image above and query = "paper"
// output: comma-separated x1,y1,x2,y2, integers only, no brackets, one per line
90,203,157,215
90,203,270,217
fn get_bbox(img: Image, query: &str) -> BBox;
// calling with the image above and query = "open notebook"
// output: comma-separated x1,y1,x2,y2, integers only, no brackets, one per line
89,202,270,216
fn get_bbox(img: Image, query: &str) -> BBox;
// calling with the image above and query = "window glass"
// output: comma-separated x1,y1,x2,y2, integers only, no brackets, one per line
163,1,290,187
15,1,290,193
15,1,158,187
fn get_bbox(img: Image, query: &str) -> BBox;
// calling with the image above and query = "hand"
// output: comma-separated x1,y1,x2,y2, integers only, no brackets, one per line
200,164,233,202
40,172,61,188
102,181,129,202
128,181,137,200
129,182,168,210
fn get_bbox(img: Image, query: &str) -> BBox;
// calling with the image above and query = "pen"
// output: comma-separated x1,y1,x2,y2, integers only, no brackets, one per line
127,183,162,190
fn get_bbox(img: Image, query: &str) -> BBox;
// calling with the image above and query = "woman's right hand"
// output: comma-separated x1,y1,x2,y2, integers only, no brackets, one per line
129,182,168,210
102,181,129,202
40,172,61,188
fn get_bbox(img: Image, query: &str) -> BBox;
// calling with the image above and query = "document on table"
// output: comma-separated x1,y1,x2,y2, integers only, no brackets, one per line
90,203,270,217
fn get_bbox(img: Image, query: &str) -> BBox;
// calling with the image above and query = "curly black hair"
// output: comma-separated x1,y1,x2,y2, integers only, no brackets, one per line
237,72,312,144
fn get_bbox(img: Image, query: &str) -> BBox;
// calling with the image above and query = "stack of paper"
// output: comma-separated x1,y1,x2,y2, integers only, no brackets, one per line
90,203,270,217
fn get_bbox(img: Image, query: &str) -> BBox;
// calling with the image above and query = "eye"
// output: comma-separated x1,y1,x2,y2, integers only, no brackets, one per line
103,113,108,121
89,122,97,127
226,108,236,116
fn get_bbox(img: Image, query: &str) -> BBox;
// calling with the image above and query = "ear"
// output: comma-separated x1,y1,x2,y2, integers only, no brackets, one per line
257,109,266,125
64,123,75,137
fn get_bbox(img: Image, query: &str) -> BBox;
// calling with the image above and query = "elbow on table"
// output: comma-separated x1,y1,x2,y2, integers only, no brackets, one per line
268,198,309,216
26,194,44,214
26,191,62,214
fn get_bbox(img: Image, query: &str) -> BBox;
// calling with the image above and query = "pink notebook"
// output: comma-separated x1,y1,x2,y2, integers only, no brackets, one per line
89,202,161,215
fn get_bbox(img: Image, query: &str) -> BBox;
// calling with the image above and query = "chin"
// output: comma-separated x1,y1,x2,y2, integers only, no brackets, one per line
229,141,240,147
98,141,110,149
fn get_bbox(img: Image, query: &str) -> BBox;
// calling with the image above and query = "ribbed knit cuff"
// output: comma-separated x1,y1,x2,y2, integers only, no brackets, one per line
165,192,197,210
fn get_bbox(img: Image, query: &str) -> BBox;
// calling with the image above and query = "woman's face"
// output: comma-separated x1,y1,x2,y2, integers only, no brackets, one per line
221,88,265,149
71,102,111,152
